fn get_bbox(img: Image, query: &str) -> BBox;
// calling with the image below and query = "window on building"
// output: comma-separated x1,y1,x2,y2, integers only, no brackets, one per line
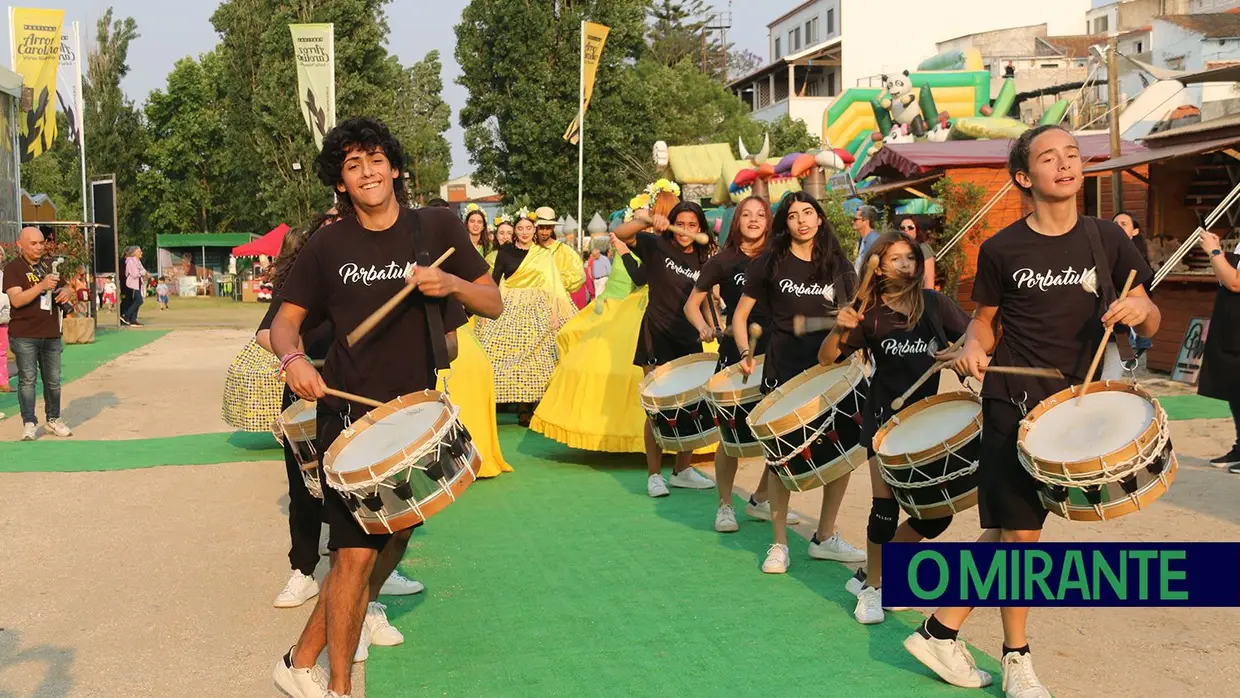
788,30,795,53
827,71,836,96
827,8,834,34
1041,63,1060,69
1094,16,1108,34
794,27,802,51
774,37,781,60
1135,41,1143,54
1167,55,1186,70
806,18,818,45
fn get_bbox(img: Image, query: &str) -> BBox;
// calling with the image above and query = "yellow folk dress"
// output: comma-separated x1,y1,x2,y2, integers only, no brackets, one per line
437,322,512,478
475,241,583,403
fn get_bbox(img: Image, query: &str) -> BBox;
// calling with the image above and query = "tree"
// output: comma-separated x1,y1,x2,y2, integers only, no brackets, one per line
456,0,652,214
84,8,150,250
728,48,762,81
646,0,708,69
387,51,452,205
139,53,231,234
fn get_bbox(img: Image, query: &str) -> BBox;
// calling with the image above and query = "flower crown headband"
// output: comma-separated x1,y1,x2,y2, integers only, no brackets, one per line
623,179,681,221
493,212,514,226
514,206,538,222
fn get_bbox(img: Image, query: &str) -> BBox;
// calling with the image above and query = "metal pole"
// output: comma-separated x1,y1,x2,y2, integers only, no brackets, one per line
73,23,92,318
576,19,585,254
1107,35,1123,217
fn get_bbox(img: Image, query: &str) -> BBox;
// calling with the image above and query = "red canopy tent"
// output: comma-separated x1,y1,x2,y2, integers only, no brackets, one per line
231,223,290,257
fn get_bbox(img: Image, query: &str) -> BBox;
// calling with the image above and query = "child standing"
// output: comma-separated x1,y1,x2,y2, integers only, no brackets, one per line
157,278,170,310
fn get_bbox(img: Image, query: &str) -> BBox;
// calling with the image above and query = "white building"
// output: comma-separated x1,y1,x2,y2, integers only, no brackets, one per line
728,0,1089,136
1151,12,1240,113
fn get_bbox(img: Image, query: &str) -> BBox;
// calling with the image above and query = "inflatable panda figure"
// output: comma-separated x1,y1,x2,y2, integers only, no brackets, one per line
880,70,927,138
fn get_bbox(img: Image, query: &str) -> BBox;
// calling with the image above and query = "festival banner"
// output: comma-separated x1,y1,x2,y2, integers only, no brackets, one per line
10,7,64,161
562,21,609,145
55,22,81,144
289,23,335,149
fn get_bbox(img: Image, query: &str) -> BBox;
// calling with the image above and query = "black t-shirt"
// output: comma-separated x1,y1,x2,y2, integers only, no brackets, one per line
840,291,970,424
633,232,705,343
744,249,858,385
280,207,488,414
259,296,333,361
972,215,1152,406
621,252,647,287
695,248,768,330
491,244,529,283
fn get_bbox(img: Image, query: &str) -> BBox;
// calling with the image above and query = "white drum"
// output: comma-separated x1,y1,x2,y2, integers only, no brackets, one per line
277,399,323,500
638,353,720,452
324,391,480,534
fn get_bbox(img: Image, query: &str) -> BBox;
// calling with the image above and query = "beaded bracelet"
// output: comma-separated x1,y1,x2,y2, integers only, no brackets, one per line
279,351,308,376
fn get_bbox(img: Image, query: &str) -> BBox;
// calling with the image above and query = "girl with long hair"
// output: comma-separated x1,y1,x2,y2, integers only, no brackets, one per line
896,216,936,290
683,195,800,531
731,190,864,573
613,183,719,497
488,214,515,269
464,204,492,256
818,231,969,625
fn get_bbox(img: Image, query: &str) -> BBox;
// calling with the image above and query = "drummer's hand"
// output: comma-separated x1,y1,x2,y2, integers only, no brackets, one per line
409,265,459,298
739,355,756,376
285,359,326,401
836,307,863,331
632,209,653,224
610,233,630,256
1199,230,1222,254
651,213,670,233
949,340,989,381
697,324,716,343
1102,294,1153,329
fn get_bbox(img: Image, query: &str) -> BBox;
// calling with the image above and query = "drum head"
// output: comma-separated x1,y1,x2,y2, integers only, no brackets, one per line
707,357,764,401
642,354,718,400
287,406,316,425
761,362,853,422
1024,391,1154,463
879,397,981,457
333,402,444,474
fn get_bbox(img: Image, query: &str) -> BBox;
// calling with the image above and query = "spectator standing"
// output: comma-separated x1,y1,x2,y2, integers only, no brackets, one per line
852,205,880,272
120,246,147,327
3,227,74,440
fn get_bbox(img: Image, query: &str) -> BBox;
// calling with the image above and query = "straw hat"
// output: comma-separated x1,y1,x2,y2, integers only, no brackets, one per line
535,206,557,227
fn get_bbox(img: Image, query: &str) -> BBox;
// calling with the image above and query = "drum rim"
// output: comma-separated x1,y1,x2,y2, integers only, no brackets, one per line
322,390,455,486
705,354,766,406
1040,452,1177,522
773,444,867,492
1017,380,1166,478
874,391,983,467
278,399,318,443
638,352,721,410
747,356,865,440
353,445,481,534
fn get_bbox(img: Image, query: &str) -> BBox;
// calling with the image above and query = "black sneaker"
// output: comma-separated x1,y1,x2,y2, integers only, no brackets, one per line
1209,449,1240,469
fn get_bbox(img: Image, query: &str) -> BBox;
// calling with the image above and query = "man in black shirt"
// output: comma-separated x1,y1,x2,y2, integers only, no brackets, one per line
904,126,1160,698
271,118,501,698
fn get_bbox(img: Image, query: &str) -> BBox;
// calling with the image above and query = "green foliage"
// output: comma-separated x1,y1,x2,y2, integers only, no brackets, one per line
819,186,859,260
931,176,987,297
390,51,452,204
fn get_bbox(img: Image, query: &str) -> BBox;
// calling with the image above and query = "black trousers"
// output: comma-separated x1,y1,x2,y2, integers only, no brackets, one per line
282,387,325,575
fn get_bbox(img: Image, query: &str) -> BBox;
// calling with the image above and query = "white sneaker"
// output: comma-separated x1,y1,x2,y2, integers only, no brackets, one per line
1002,652,1051,698
365,601,405,646
903,630,993,688
714,504,739,532
808,532,866,563
20,423,36,441
669,467,715,489
273,647,328,698
844,570,908,611
744,499,802,525
45,419,72,437
274,571,319,608
854,586,885,624
379,570,425,596
647,473,670,498
762,543,789,574
353,621,370,663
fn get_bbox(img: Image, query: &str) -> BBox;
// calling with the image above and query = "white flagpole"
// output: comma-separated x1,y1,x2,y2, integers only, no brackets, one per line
576,20,585,253
74,22,90,317
10,6,21,219
327,24,336,132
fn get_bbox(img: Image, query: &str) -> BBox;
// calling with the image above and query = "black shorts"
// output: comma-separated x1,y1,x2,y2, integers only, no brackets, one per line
976,398,1049,531
633,318,702,368
317,408,420,551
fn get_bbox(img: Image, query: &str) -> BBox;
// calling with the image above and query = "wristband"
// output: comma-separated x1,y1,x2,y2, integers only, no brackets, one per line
279,351,308,376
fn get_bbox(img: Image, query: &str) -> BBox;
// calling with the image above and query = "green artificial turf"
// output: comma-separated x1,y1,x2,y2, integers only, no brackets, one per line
365,424,1003,697
0,430,280,472
1158,394,1232,421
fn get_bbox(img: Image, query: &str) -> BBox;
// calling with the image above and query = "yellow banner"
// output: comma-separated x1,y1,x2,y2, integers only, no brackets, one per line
563,21,609,145
11,7,64,162
289,23,336,149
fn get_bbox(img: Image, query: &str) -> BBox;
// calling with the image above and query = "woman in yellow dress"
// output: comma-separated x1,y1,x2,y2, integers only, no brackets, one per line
486,213,515,269
476,206,584,426
437,321,512,478
463,203,492,257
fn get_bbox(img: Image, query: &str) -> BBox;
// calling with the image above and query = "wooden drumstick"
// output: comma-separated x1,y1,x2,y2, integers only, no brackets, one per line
733,324,763,384
666,224,710,246
347,247,455,347
981,366,1064,379
322,387,387,410
891,336,966,411
1077,269,1137,405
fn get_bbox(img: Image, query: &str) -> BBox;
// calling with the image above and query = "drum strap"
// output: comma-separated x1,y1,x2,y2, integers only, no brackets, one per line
408,210,453,372
1081,216,1136,364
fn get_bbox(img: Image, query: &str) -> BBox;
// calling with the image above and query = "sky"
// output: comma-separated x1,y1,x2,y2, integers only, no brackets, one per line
0,0,780,179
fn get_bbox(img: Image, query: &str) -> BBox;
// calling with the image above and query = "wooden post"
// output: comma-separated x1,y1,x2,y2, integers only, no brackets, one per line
1107,35,1123,217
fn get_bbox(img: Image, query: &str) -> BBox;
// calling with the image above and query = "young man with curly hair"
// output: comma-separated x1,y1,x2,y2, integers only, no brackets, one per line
270,117,502,698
